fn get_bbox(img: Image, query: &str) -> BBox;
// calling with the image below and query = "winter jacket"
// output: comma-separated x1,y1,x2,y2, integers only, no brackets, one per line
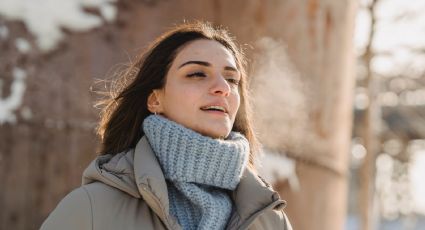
40,136,292,230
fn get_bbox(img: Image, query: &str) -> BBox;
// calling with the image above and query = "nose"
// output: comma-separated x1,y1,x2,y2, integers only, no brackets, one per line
210,74,231,96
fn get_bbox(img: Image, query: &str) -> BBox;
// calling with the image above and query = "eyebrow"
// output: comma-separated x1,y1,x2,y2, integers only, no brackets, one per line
179,61,210,68
178,60,239,72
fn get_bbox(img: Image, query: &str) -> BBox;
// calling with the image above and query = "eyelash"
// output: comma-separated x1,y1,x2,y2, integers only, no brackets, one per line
186,71,240,85
227,78,240,85
187,72,206,77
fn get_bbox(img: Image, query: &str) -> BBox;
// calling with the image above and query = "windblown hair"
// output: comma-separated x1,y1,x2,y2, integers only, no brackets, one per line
95,21,259,167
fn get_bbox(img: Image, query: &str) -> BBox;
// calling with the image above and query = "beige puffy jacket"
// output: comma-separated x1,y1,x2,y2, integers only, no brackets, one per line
40,136,292,230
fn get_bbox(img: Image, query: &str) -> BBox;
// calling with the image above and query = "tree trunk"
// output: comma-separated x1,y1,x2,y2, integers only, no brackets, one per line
262,1,357,230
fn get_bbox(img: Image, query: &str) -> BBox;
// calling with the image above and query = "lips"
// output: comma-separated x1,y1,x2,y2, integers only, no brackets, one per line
200,104,228,113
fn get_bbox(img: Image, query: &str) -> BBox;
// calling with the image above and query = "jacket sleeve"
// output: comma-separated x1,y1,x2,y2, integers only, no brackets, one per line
40,187,93,230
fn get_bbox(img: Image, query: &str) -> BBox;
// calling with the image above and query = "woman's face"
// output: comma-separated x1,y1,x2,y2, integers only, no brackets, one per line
148,39,241,139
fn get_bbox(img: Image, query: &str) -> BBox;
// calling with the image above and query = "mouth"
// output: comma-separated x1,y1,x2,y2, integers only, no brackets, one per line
200,105,228,114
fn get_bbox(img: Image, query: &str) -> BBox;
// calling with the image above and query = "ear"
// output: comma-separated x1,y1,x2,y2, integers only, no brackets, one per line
147,90,163,114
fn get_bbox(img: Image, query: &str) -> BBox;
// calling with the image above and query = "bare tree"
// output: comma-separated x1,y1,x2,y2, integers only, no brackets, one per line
358,0,381,229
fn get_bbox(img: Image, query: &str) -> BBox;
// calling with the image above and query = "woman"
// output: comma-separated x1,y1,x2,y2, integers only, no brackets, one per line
41,22,292,230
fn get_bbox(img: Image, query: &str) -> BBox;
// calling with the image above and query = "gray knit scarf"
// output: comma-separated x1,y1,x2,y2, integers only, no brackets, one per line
142,115,249,230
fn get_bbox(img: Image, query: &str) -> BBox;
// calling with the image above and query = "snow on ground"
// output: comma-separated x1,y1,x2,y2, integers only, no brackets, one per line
0,68,27,124
15,37,31,54
345,214,425,230
0,0,118,124
0,0,117,52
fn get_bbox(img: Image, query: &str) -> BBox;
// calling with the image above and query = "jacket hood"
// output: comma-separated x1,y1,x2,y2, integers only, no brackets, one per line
82,136,171,218
82,149,141,198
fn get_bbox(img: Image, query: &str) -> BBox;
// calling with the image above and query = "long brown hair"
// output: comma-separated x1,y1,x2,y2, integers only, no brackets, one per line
96,21,259,167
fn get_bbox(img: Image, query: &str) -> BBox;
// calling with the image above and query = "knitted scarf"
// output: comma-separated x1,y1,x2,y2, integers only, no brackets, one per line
142,115,249,230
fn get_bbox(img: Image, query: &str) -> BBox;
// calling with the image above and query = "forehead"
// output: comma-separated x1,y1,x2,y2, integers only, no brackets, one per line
172,39,237,68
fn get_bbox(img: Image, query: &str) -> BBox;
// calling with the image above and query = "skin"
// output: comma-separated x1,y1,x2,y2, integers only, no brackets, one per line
147,39,241,139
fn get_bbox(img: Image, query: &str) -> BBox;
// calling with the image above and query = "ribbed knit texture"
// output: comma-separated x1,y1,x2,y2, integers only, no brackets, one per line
142,115,249,230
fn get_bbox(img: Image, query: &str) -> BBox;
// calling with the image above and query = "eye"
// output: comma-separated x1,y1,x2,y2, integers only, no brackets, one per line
187,71,207,78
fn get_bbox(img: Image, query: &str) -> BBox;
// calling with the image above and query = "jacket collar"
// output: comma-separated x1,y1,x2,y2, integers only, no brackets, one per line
133,136,180,229
134,136,168,207
133,136,285,229
232,168,286,219
226,168,286,229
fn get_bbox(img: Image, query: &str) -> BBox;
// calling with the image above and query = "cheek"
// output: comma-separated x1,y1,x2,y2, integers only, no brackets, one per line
163,85,199,111
231,91,241,115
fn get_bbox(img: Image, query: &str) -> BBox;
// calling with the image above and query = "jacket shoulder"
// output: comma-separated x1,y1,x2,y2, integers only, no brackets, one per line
81,182,168,230
40,187,93,230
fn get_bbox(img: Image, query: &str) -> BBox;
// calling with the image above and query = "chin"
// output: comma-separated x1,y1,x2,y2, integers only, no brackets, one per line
204,128,231,139
193,121,232,139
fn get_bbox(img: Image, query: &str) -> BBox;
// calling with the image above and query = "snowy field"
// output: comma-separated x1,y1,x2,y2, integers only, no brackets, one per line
346,215,425,230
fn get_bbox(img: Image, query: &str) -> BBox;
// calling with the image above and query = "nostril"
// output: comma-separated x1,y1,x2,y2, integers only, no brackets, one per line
213,89,230,97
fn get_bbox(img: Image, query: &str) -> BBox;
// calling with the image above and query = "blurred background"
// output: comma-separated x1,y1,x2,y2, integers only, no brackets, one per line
0,0,424,229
